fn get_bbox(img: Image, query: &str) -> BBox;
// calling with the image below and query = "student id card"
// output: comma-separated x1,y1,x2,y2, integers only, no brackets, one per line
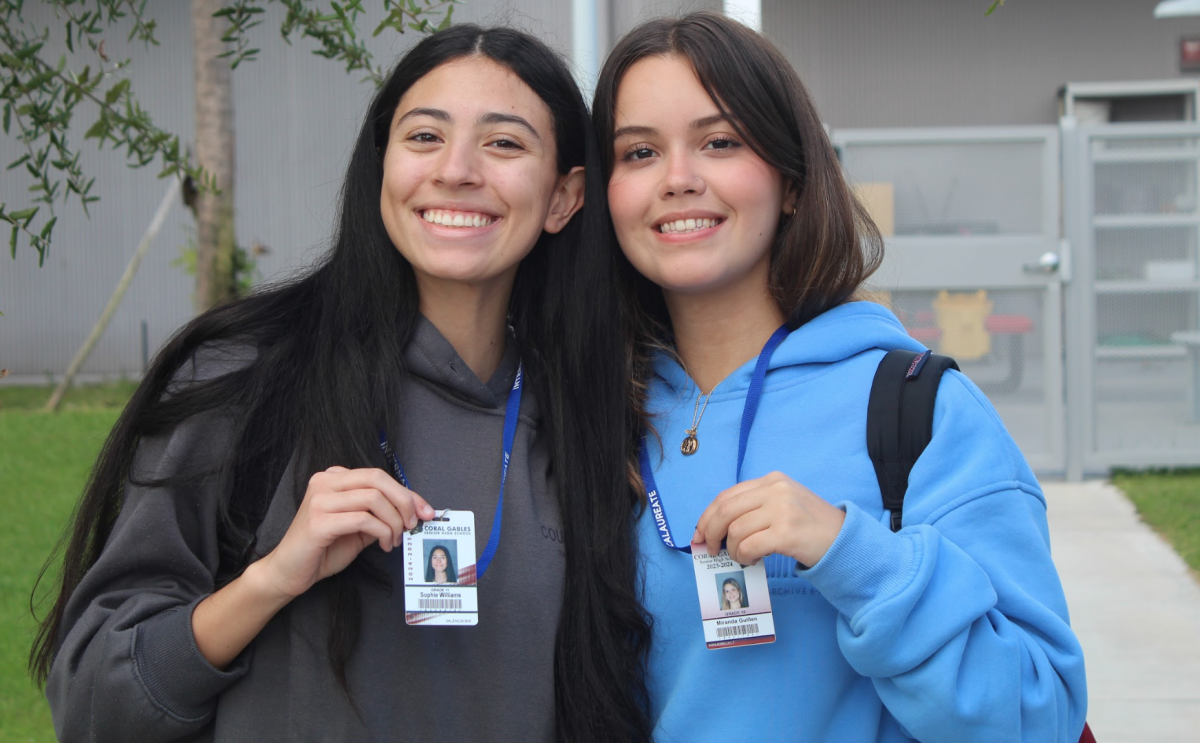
691,544,776,649
402,510,479,626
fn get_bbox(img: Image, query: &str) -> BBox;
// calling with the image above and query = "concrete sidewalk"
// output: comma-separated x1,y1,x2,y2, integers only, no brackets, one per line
1045,480,1200,743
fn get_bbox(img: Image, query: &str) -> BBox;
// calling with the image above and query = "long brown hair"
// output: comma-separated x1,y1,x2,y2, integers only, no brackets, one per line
593,10,883,340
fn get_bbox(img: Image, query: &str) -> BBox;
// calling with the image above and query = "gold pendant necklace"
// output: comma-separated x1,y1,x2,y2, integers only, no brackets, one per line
682,381,720,456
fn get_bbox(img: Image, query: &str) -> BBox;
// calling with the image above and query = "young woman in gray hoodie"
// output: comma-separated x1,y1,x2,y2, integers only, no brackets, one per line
31,25,649,743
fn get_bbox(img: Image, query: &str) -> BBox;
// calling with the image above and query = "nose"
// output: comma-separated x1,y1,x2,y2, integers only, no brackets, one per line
433,138,481,189
660,153,705,199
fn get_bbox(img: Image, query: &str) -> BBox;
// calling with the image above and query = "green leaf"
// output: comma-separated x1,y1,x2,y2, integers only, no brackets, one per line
2,103,9,135
985,0,1003,16
7,154,31,171
104,78,131,106
84,117,108,140
39,216,56,240
16,42,45,60
10,225,18,259
9,207,38,226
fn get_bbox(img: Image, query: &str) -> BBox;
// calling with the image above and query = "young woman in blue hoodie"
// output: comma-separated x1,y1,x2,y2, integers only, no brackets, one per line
594,12,1087,742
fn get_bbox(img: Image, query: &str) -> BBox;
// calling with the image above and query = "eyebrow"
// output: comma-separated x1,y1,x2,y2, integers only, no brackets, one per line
479,112,542,142
392,108,542,142
612,113,733,141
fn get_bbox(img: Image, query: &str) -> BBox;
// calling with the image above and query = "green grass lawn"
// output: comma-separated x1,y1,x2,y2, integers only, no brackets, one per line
0,384,127,742
1113,468,1200,576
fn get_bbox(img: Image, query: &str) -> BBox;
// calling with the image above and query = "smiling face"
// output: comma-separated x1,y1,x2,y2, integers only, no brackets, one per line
380,56,582,298
607,55,788,301
430,547,448,572
723,580,742,608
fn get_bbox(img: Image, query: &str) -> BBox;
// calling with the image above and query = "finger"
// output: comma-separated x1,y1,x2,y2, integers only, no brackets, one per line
318,489,405,548
406,490,435,524
728,527,776,566
321,468,431,529
693,475,779,544
319,511,395,553
724,509,775,564
326,465,349,473
697,488,766,556
359,469,434,526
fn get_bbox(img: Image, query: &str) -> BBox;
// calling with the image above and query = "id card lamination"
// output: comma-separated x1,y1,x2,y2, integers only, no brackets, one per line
691,545,775,649
402,510,479,626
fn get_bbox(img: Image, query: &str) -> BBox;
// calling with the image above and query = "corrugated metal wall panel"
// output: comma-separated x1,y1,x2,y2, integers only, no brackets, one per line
12,1,1200,377
1,4,199,378
611,0,721,40
2,2,573,379
458,0,572,50
762,0,1200,128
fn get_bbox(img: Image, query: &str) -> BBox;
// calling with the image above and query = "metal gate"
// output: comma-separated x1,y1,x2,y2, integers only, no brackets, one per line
1063,121,1200,477
833,127,1066,474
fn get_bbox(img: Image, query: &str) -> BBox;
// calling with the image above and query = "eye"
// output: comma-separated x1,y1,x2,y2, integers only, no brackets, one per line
487,137,525,150
704,136,740,151
408,131,441,144
620,144,657,162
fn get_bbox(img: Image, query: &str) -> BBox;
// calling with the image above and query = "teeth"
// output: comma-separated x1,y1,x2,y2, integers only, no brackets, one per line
421,209,495,228
659,218,719,234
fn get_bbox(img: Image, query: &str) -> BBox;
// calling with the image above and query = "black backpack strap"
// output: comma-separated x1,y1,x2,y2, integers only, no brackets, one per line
867,349,959,532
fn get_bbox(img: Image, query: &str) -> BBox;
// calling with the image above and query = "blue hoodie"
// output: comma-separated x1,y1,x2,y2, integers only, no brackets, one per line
637,302,1087,743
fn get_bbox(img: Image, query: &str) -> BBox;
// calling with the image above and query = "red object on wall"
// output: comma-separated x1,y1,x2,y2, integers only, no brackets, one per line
1181,37,1200,71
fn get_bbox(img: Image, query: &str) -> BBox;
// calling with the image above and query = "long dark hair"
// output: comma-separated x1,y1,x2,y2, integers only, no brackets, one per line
31,24,650,742
592,11,883,402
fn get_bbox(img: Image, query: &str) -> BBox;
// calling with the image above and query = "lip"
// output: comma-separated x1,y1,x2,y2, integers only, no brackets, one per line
652,210,726,229
416,204,504,235
652,210,726,241
417,203,502,219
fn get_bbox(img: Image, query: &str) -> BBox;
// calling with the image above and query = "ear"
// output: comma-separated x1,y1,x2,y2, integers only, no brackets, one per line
781,180,800,217
543,166,586,234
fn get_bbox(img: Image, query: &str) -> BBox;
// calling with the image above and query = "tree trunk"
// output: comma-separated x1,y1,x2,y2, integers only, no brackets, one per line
191,0,237,313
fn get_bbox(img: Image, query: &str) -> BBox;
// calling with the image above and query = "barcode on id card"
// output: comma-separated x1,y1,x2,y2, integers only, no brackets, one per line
716,622,760,639
419,598,463,611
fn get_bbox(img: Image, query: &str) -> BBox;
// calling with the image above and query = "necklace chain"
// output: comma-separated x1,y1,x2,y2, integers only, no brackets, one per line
681,380,720,455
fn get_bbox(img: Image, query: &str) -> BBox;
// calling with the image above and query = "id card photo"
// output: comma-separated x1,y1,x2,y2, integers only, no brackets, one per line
691,546,776,649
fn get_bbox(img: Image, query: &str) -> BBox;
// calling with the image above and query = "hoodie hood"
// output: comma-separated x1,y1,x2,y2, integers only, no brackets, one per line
403,314,522,410
653,301,925,397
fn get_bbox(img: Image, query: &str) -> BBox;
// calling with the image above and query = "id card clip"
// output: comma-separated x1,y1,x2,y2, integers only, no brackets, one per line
691,544,776,649
408,508,452,535
402,510,479,626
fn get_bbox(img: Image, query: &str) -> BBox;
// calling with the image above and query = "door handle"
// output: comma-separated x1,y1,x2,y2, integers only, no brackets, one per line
1023,251,1060,273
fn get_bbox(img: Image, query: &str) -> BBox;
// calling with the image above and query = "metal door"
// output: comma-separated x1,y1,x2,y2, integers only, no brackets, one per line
833,127,1066,474
1063,120,1200,477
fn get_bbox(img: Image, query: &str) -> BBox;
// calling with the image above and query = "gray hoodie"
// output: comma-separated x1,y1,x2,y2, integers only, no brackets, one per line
47,317,565,742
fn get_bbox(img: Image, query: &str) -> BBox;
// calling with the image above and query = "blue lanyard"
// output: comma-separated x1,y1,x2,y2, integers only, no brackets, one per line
378,363,523,579
639,326,789,552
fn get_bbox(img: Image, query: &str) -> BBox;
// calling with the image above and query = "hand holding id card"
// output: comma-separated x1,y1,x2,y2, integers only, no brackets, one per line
403,510,479,626
691,543,775,649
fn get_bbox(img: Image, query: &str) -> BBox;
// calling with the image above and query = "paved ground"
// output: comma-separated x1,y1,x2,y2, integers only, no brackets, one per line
1045,480,1200,743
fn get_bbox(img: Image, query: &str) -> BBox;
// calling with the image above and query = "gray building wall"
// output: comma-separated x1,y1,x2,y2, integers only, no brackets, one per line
0,1,566,378
5,0,1200,377
765,0,1200,128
